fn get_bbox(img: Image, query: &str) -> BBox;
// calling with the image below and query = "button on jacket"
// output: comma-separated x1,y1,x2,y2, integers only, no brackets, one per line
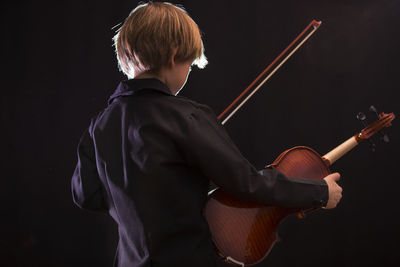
71,78,328,267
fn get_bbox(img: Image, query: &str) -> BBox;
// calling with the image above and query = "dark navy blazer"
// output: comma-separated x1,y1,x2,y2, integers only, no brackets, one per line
71,78,328,267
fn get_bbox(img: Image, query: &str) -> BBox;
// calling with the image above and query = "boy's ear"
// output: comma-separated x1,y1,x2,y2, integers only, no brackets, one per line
167,48,178,69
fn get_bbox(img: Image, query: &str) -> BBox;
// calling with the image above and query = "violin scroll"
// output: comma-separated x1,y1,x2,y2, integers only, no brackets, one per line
356,111,395,142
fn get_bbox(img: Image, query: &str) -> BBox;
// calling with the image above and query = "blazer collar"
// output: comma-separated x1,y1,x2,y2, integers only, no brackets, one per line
108,78,172,104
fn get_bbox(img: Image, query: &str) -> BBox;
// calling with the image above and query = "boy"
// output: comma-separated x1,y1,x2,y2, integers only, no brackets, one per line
71,2,342,267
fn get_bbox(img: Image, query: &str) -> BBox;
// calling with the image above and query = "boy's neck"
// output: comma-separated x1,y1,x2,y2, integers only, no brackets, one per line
133,60,191,96
134,72,162,81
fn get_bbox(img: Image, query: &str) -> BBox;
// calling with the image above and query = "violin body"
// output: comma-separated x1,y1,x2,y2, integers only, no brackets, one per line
204,146,330,266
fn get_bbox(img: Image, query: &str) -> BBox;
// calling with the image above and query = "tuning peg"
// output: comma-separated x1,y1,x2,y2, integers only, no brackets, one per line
356,112,368,127
369,105,378,113
381,133,390,143
357,112,366,121
369,105,380,119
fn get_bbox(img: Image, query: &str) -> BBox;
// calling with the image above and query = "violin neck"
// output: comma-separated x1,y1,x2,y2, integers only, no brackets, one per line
322,135,361,166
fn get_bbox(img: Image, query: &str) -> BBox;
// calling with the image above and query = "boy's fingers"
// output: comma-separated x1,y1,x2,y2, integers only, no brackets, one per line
330,172,340,182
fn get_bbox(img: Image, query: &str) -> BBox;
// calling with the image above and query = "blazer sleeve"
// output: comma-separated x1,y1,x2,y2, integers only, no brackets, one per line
181,107,328,208
71,122,107,212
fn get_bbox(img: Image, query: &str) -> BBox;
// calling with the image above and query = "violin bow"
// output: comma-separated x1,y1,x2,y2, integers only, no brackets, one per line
218,20,322,125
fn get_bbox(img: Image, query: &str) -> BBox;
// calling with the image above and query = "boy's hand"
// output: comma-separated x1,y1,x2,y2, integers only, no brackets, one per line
323,173,342,209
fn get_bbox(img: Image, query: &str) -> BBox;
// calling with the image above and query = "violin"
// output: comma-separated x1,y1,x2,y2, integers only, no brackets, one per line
205,111,394,266
204,20,396,266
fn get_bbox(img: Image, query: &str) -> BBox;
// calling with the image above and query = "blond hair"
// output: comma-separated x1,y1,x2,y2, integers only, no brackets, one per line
113,2,208,79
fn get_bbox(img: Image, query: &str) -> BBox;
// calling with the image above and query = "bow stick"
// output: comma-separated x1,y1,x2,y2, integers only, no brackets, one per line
218,20,322,125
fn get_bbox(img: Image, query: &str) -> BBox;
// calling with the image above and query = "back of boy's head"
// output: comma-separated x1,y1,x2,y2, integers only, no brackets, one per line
114,1,208,79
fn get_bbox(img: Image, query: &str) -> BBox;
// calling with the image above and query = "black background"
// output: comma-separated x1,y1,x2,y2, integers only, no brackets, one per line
2,0,399,266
